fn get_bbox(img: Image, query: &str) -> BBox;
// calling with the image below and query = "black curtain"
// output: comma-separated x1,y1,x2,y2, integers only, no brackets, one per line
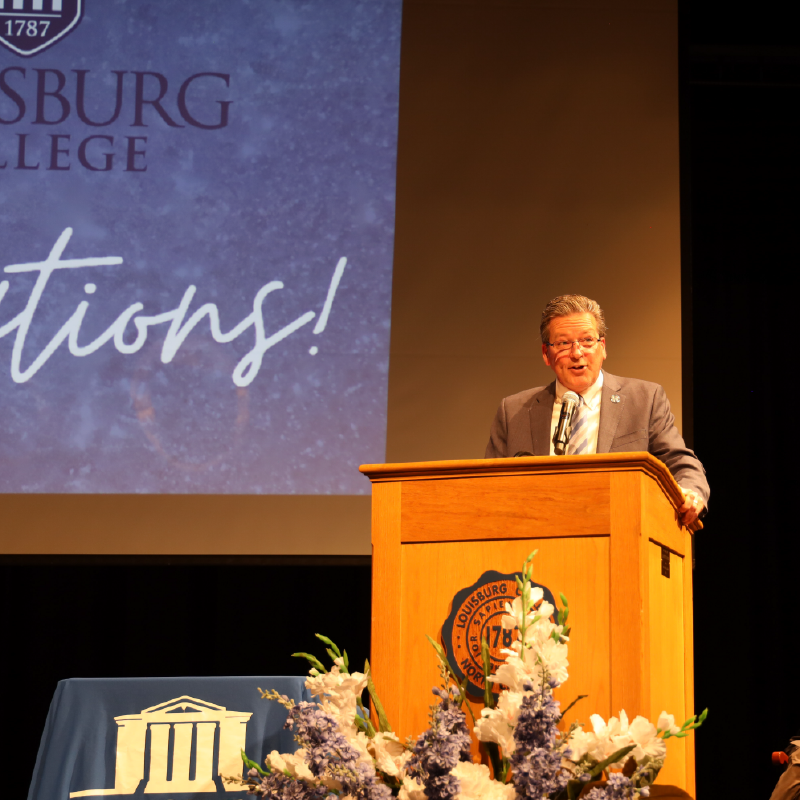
682,1,800,796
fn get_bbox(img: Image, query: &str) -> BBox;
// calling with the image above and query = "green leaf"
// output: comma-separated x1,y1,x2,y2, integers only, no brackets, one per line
291,652,327,673
241,750,268,776
483,740,505,783
589,744,636,778
497,757,510,785
664,708,708,739
480,635,495,710
564,778,588,800
356,698,376,737
315,633,342,658
364,659,392,733
342,649,350,671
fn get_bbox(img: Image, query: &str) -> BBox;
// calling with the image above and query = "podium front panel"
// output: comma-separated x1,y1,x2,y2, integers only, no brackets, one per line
397,537,612,741
365,455,696,796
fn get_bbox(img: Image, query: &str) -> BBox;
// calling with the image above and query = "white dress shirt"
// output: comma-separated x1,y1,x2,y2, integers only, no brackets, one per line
548,370,604,456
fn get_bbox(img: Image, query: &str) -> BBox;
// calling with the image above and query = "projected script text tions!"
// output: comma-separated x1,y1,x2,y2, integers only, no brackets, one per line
0,228,348,387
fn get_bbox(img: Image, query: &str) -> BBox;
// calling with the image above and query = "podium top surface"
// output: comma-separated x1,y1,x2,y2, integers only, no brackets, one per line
360,453,700,531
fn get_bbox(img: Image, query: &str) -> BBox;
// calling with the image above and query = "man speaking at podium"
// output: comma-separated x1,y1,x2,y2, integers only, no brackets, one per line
485,294,709,528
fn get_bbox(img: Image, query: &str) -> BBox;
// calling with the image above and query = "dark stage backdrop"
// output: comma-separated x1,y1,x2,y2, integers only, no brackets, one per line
682,12,800,797
1,0,685,556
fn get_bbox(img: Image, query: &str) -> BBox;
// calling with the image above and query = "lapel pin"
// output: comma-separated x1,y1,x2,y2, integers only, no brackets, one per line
610,394,620,403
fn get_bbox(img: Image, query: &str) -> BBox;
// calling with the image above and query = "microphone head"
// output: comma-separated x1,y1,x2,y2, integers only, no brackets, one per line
562,391,580,405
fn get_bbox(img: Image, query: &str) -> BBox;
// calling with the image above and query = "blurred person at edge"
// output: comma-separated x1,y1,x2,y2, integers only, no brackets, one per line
770,733,800,800
485,294,708,527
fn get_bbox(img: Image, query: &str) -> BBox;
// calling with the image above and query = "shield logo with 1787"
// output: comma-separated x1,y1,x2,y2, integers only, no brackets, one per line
0,0,83,58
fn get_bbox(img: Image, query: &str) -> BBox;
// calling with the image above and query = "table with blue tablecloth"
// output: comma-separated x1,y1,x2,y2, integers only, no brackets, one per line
28,676,311,800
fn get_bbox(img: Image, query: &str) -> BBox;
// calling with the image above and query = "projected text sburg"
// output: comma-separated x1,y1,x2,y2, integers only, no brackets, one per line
0,229,349,388
0,68,231,171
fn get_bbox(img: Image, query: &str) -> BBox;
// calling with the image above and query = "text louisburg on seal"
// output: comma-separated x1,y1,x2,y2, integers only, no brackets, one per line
441,570,557,698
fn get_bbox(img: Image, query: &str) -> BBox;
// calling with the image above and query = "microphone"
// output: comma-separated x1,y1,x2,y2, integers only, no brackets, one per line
553,391,580,455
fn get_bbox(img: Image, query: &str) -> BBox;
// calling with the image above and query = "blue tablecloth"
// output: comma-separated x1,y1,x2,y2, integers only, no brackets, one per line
28,676,311,800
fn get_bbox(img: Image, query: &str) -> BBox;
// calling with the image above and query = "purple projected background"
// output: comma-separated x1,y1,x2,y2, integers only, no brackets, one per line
0,1,401,494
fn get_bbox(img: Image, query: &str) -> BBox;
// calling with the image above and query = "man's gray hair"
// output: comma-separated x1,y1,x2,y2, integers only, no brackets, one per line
539,294,607,343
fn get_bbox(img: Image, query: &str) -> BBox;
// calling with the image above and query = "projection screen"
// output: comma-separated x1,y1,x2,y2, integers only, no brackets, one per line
0,0,401,496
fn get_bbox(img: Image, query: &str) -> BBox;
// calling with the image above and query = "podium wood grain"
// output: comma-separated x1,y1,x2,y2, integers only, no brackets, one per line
362,454,697,796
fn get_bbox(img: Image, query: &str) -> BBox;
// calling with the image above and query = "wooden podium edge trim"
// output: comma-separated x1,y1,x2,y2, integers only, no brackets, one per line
360,453,701,533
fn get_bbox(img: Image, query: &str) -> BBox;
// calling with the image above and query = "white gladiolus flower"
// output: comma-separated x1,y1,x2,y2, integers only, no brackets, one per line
534,600,555,622
368,732,408,777
395,749,416,779
583,711,628,761
657,711,681,735
583,712,627,764
490,658,531,693
488,626,569,691
305,665,368,735
349,730,378,766
527,632,569,685
398,776,428,800
266,750,315,782
628,716,667,761
580,710,668,766
501,584,544,629
474,690,525,754
590,710,620,738
565,726,594,761
452,761,516,800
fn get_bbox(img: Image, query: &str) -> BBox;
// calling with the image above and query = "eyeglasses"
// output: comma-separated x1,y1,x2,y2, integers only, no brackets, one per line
545,337,602,353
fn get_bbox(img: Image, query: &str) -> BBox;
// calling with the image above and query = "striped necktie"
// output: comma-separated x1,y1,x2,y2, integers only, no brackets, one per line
568,396,590,455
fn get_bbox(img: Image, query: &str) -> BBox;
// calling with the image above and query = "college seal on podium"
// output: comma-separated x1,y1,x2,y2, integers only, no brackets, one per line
441,569,557,698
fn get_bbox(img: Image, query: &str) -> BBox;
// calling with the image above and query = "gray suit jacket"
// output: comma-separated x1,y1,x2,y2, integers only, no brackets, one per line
485,371,710,504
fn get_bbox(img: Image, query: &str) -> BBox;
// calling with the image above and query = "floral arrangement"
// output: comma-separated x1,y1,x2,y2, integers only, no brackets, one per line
233,552,706,800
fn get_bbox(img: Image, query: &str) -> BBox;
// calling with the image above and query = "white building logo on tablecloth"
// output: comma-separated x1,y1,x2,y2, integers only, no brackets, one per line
69,695,252,796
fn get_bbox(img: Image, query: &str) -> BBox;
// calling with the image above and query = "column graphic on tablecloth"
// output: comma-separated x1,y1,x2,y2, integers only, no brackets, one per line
69,696,252,796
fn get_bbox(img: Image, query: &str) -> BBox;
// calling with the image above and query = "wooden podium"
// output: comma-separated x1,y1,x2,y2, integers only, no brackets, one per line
360,452,698,795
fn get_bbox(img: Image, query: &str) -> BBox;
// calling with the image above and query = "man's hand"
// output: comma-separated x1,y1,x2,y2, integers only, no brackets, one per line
678,486,705,527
